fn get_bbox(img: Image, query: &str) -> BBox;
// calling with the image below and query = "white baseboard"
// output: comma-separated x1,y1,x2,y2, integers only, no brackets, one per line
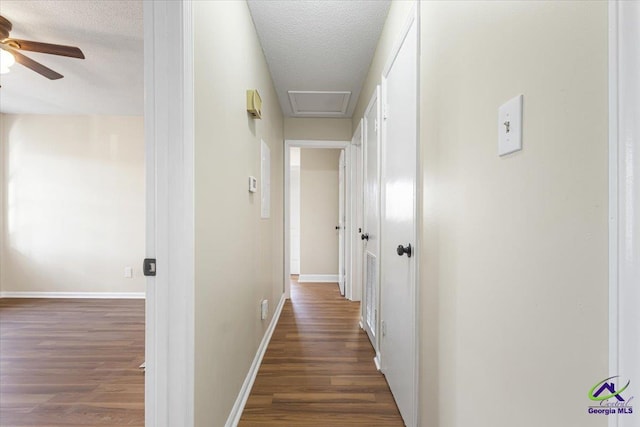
225,293,286,427
374,354,381,371
0,292,146,299
297,274,339,283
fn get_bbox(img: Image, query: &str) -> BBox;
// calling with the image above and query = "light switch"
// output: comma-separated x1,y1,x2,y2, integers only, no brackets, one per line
498,94,523,156
248,176,257,193
124,266,133,278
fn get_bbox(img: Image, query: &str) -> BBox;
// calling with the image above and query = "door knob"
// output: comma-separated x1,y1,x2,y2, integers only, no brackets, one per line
335,226,340,230
361,233,369,241
396,244,412,258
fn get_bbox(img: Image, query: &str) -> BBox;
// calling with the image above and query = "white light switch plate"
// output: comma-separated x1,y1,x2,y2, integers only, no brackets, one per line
498,94,523,156
124,266,133,278
248,176,257,193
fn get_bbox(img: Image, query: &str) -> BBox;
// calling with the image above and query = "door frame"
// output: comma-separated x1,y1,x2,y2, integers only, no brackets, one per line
284,140,351,299
608,2,639,427
379,4,420,426
144,2,195,426
349,120,364,302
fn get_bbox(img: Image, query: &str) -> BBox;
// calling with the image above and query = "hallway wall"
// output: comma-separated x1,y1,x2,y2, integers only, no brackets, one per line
419,2,608,427
353,1,609,426
300,148,341,278
193,1,284,425
0,114,145,295
284,117,351,141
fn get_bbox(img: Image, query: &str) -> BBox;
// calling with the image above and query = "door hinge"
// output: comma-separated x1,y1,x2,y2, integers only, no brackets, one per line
383,104,388,120
381,319,387,337
374,118,378,132
143,258,157,276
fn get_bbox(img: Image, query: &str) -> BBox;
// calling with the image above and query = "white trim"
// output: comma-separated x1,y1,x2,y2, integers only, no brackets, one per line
348,119,364,302
284,139,351,300
373,355,381,371
144,2,195,427
225,294,286,427
286,140,351,149
608,6,620,427
0,292,145,299
288,91,351,116
609,2,640,427
297,274,341,283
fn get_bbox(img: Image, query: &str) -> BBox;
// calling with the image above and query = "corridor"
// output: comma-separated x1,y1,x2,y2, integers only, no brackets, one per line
238,278,403,426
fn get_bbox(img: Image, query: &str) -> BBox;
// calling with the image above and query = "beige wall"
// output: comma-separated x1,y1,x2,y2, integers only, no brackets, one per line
350,1,609,425
419,2,608,427
300,148,341,276
0,114,145,294
193,1,284,425
351,0,415,129
284,117,352,141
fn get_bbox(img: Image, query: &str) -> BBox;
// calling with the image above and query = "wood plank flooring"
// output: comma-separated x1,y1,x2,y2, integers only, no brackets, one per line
0,298,145,427
239,279,404,426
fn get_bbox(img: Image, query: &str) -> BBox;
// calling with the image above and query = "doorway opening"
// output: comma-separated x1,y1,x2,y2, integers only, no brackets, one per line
284,140,351,299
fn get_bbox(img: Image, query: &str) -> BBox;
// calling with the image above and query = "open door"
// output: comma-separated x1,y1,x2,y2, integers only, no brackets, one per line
362,87,381,360
338,149,346,296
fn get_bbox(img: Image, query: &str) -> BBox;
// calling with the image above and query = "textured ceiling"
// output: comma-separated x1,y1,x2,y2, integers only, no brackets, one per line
247,0,390,118
0,0,143,115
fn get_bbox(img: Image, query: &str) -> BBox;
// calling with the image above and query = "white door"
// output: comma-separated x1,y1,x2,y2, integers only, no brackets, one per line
350,122,364,303
362,87,381,356
338,150,346,295
379,9,418,426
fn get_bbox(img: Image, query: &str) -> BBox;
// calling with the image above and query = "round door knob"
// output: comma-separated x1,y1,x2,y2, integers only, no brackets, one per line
361,233,369,241
396,244,412,258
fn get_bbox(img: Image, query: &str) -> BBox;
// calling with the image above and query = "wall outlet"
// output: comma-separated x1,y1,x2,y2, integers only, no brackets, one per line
261,299,268,320
124,266,133,278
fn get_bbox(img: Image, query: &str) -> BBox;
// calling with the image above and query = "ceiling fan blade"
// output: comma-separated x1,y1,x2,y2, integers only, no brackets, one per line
5,39,85,59
1,45,63,80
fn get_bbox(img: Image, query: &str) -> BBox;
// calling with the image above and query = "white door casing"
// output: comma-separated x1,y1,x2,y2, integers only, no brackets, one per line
338,151,345,294
284,140,351,299
362,87,381,361
379,6,419,426
350,120,364,303
144,1,195,426
609,2,640,427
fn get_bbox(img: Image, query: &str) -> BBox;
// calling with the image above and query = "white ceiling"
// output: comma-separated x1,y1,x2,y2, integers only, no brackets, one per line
247,0,390,118
0,1,389,118
0,0,143,115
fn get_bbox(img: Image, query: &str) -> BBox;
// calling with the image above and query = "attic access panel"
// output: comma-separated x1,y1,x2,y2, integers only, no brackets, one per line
288,90,351,117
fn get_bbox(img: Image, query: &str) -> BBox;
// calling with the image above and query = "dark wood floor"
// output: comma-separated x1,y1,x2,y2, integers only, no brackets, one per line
239,279,404,426
0,298,145,427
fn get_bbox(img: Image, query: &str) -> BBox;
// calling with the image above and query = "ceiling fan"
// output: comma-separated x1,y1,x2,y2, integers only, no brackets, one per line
0,14,85,80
